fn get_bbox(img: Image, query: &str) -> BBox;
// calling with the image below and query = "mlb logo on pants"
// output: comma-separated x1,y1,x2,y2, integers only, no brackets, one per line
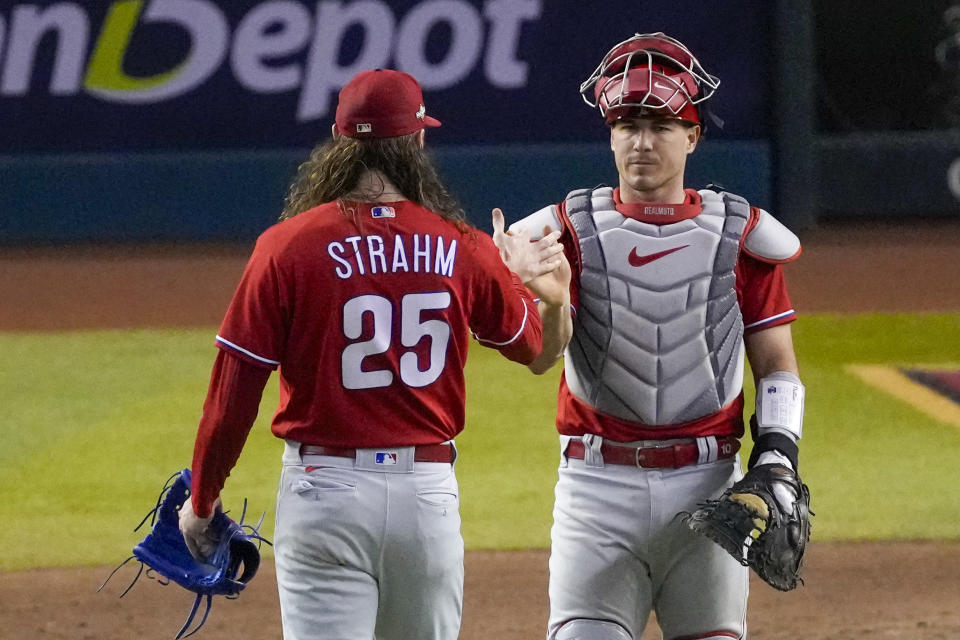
375,452,398,465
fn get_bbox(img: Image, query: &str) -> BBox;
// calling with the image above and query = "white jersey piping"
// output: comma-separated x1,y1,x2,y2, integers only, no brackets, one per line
473,299,530,346
215,335,281,366
743,309,795,330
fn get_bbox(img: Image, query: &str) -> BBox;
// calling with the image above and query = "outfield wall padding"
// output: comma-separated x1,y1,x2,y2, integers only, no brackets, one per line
817,131,960,219
0,141,771,244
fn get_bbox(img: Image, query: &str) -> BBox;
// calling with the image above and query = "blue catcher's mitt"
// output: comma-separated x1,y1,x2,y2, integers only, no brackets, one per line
99,469,271,639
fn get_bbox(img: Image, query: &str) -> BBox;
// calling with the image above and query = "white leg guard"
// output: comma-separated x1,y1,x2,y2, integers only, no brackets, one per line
552,619,633,640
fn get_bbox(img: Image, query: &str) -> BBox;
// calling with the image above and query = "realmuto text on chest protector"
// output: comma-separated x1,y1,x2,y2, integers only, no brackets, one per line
327,234,458,279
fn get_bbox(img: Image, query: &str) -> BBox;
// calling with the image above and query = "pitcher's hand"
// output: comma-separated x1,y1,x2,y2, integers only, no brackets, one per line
178,496,221,562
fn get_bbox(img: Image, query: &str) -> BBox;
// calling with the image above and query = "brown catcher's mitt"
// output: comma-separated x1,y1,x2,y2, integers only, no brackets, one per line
685,464,812,591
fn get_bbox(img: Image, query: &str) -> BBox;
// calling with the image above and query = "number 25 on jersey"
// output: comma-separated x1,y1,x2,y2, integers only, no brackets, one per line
341,292,451,390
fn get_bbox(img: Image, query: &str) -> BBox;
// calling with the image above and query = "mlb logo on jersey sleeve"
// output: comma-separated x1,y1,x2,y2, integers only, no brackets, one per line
372,206,396,218
375,452,398,465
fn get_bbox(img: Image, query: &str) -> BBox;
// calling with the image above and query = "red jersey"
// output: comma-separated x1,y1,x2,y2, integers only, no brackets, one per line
553,188,796,441
190,200,542,515
218,199,541,444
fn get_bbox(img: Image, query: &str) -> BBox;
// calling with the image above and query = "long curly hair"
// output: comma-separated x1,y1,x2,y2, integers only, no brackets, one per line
280,133,468,229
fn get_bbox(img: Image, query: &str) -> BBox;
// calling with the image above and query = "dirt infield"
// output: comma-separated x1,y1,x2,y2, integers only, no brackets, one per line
3,543,960,640
2,221,960,639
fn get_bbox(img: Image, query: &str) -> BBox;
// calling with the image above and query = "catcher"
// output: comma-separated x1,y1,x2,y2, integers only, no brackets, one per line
503,31,813,640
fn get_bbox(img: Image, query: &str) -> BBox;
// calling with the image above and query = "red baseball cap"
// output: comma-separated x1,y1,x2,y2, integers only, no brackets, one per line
335,69,441,139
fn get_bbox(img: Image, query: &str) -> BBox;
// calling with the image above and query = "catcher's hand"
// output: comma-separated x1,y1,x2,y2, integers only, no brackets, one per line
685,464,812,591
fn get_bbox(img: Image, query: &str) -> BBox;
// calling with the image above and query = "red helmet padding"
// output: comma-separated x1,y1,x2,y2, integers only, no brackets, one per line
595,66,701,124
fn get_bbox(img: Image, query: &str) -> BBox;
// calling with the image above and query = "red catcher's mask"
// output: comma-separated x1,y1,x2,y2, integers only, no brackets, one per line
580,33,720,126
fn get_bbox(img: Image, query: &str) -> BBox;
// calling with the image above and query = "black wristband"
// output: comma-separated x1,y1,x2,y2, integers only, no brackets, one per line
748,414,800,470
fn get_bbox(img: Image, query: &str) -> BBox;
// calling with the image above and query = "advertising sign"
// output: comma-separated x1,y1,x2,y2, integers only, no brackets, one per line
0,0,772,151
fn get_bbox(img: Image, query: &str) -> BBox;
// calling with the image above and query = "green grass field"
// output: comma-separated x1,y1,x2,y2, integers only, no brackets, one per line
2,312,959,571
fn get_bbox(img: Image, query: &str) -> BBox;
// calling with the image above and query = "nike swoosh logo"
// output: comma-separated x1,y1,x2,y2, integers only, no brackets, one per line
653,81,676,91
628,244,689,267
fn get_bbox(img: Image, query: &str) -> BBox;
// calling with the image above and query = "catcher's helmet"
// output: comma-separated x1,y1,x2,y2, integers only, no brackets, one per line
580,32,720,127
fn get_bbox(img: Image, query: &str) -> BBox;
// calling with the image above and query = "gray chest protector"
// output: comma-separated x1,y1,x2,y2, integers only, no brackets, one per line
565,187,749,426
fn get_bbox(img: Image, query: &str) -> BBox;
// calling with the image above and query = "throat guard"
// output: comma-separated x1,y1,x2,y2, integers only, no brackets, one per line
563,187,750,426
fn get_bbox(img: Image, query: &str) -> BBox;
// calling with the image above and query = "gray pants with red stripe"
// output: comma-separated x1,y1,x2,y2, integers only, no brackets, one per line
548,435,749,640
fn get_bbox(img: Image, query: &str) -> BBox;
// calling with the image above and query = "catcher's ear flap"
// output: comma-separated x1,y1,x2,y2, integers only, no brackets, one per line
229,537,261,585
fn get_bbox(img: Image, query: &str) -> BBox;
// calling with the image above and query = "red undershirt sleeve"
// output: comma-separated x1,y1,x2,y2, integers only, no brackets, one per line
190,349,272,517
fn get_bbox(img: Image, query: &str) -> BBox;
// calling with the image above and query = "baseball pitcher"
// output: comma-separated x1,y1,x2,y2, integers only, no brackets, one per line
178,69,568,640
